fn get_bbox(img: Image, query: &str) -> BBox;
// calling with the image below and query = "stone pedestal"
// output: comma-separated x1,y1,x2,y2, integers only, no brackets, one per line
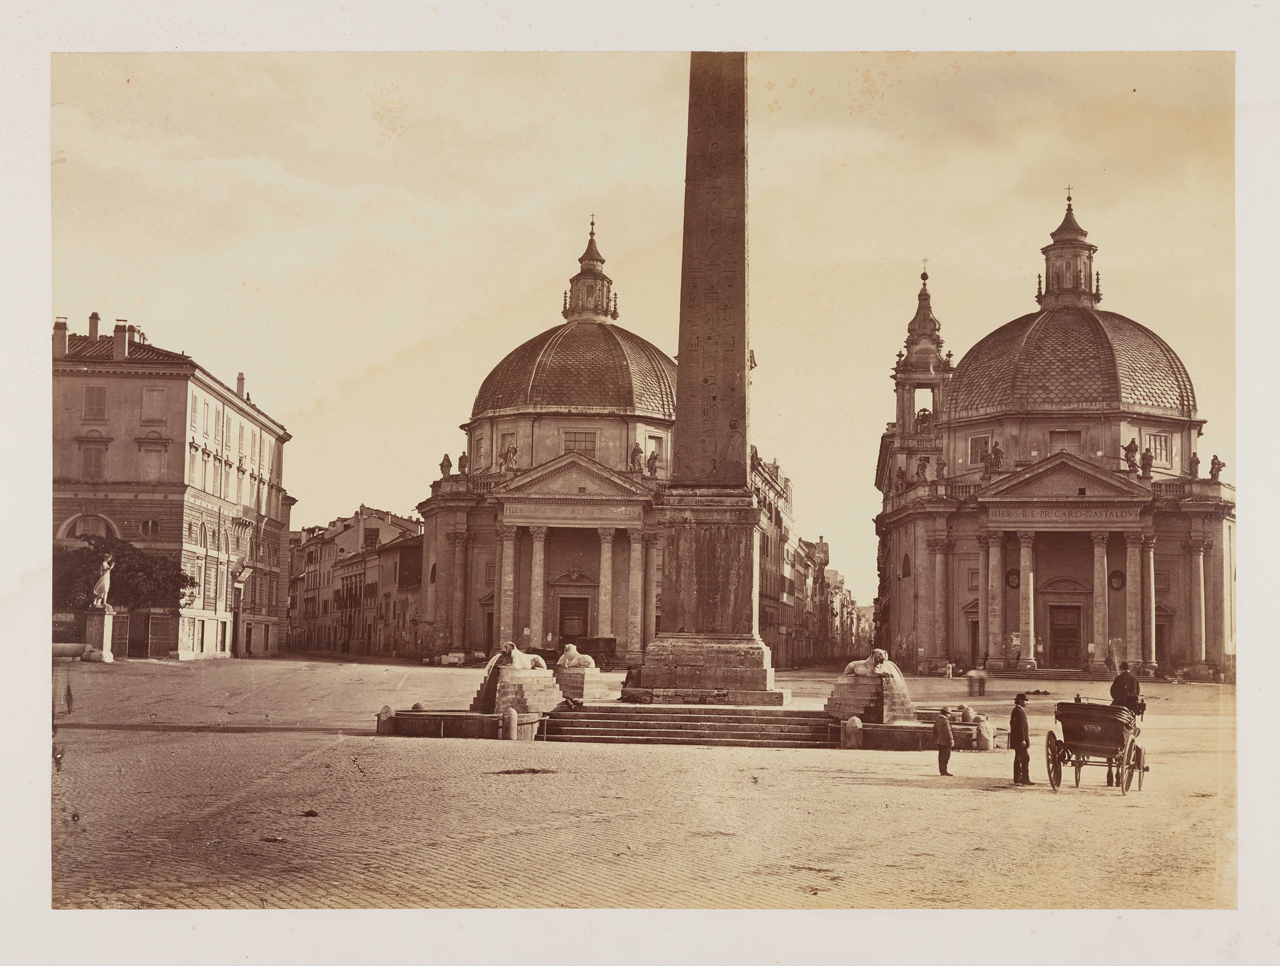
1181,663,1217,683
469,667,564,715
824,674,915,724
83,607,115,663
553,666,617,701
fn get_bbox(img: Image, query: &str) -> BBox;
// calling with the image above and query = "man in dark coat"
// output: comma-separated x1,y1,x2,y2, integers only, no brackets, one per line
1010,693,1033,785
934,707,954,776
1110,661,1142,713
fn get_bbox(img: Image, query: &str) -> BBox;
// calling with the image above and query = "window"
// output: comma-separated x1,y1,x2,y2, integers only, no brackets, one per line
429,563,436,584
140,520,160,538
84,385,107,421
1049,430,1082,456
251,431,258,463
191,393,198,429
968,435,990,466
73,515,106,538
203,402,209,436
1146,433,1170,467
141,447,164,482
213,460,223,497
901,554,912,578
648,435,664,465
564,431,597,460
202,455,210,492
500,432,515,463
142,388,165,422
224,466,231,498
236,473,243,504
214,407,222,442
81,446,106,481
189,451,198,484
238,424,244,453
472,435,485,467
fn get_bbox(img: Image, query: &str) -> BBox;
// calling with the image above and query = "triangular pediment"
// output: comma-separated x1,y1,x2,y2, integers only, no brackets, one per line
493,452,653,500
979,452,1152,502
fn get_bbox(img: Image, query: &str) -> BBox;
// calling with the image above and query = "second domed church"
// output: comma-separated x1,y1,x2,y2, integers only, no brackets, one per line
873,199,1235,678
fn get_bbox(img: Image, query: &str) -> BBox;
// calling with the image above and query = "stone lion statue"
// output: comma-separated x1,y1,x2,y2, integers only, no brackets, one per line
557,643,596,668
488,640,547,671
844,648,890,677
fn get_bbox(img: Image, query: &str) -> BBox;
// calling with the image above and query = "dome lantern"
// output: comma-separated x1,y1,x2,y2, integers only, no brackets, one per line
562,217,620,322
1038,190,1101,309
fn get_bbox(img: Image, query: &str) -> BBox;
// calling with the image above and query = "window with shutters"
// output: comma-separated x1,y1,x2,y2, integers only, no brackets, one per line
203,402,209,436
191,393,198,429
84,385,107,421
141,387,165,423
214,407,222,442
82,446,106,481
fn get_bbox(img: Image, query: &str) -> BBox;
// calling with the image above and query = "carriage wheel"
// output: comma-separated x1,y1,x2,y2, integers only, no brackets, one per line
1074,757,1083,788
1045,732,1062,791
1136,746,1146,792
1119,737,1137,795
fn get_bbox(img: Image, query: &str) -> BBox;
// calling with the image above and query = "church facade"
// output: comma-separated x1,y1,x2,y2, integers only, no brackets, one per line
873,200,1235,679
416,228,847,668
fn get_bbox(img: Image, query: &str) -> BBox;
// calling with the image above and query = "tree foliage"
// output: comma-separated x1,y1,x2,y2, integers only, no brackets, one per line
53,534,196,611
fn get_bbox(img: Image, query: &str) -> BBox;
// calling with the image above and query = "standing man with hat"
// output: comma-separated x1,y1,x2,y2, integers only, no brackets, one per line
1110,661,1142,714
1010,693,1034,785
934,707,955,776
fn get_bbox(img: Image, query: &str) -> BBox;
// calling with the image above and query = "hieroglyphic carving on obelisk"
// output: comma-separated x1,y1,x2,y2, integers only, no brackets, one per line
670,51,750,488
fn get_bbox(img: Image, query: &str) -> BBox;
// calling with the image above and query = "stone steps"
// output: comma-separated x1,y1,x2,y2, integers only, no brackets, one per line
985,668,1115,682
544,705,840,749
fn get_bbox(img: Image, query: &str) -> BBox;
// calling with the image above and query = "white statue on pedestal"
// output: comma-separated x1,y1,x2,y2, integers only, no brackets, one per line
91,553,114,608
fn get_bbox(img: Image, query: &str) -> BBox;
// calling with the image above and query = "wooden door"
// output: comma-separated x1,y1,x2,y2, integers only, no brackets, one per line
558,597,590,646
1048,605,1081,668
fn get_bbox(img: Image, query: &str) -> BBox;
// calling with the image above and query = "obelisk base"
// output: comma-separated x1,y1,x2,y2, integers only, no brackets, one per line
623,636,790,706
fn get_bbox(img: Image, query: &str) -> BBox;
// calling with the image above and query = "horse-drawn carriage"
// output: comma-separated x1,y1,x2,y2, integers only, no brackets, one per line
1044,698,1149,794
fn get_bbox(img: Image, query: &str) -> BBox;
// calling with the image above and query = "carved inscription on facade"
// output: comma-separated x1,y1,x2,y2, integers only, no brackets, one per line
670,51,750,487
988,506,1142,527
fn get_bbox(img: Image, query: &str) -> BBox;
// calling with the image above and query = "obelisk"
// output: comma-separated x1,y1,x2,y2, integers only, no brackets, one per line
630,51,788,706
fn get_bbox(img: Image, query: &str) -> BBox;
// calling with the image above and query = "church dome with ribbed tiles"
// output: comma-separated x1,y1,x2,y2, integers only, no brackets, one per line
470,224,677,421
945,305,1197,421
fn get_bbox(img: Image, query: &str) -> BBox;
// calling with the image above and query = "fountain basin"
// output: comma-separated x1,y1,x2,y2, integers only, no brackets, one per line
376,708,543,740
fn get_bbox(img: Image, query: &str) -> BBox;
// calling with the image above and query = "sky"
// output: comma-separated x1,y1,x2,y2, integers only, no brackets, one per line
51,51,1235,603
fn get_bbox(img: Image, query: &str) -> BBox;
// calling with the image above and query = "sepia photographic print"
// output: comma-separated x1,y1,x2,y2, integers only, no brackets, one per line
12,7,1277,963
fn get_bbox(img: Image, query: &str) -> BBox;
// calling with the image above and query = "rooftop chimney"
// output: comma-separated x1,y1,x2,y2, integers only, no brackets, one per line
127,324,136,345
53,317,67,359
236,372,245,398
88,311,100,341
113,321,128,361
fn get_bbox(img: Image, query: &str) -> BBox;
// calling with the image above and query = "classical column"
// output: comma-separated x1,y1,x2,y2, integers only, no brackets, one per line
1125,531,1142,667
643,531,660,649
496,525,517,645
976,532,990,660
1142,535,1157,672
987,531,1004,662
1187,539,1207,664
597,527,615,638
626,527,645,663
447,531,467,651
1017,530,1036,668
928,536,950,661
1091,531,1110,669
528,526,548,653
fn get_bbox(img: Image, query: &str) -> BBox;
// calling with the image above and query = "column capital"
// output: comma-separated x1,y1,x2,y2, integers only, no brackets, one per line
528,526,549,541
1090,530,1110,547
597,526,616,543
643,530,662,546
445,530,467,546
1124,530,1144,547
495,525,518,541
1184,538,1206,555
926,535,951,554
1017,530,1036,548
1142,533,1157,550
626,525,645,538
976,532,990,550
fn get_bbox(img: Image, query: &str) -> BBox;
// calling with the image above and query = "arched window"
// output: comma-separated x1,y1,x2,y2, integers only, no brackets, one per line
224,532,230,554
199,524,207,549
901,553,912,578
429,563,436,584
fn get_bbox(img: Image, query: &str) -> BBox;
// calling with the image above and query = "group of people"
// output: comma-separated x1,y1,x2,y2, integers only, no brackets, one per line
932,664,1142,785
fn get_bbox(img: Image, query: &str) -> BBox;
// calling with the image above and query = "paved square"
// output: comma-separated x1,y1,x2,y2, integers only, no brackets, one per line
51,656,1235,908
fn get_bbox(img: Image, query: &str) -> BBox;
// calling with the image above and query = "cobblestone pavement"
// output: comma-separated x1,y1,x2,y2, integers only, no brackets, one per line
51,656,1235,909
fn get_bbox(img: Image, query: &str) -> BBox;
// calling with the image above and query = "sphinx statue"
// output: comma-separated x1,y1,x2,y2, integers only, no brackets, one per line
557,642,596,668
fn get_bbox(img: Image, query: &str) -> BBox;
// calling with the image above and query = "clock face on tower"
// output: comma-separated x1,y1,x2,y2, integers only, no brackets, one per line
1006,569,1020,589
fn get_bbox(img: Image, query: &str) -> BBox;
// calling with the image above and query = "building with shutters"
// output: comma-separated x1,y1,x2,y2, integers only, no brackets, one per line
52,313,294,658
872,198,1235,679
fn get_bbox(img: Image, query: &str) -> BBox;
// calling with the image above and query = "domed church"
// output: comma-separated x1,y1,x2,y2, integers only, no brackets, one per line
415,225,828,669
873,198,1235,679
